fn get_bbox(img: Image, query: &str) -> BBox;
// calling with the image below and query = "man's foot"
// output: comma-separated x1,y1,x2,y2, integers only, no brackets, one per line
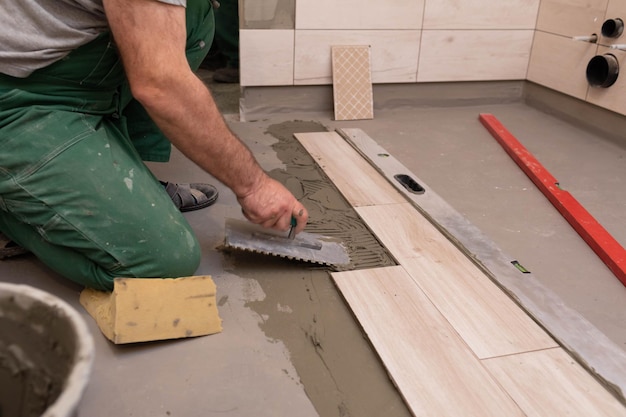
162,182,219,212
213,67,239,84
0,232,29,260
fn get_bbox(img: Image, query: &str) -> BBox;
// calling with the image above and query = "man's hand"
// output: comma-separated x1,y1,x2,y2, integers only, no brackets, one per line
103,0,308,234
238,175,309,234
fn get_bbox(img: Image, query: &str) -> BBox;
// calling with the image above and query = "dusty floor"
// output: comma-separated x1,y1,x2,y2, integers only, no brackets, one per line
1,70,625,416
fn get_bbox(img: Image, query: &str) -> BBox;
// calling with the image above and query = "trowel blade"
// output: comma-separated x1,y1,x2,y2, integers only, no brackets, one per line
223,218,350,267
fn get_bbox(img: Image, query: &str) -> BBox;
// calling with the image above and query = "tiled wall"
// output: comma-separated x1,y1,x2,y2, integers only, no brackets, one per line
239,0,626,116
529,0,626,115
240,0,539,87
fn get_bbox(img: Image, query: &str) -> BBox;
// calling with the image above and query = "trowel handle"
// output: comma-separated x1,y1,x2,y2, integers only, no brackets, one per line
288,217,297,240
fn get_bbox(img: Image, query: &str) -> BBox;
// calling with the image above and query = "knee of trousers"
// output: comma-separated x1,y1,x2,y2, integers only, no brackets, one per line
112,223,203,284
147,229,202,279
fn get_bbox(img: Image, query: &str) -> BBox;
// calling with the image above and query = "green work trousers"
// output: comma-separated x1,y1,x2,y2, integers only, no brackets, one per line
0,1,215,291
214,0,239,68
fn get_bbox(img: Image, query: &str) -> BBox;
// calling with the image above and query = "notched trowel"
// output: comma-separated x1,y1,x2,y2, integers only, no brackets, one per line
223,218,350,267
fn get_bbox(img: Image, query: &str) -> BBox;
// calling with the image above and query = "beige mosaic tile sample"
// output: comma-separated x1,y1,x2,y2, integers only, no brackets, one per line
331,45,374,121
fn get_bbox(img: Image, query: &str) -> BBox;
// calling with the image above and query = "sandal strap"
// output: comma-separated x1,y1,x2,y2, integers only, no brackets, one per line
163,182,218,212
0,232,29,260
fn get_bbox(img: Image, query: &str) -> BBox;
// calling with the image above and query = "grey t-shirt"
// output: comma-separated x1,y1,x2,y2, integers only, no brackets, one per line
0,0,186,78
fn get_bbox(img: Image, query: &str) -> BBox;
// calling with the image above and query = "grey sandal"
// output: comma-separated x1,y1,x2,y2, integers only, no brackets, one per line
0,232,29,260
162,182,219,212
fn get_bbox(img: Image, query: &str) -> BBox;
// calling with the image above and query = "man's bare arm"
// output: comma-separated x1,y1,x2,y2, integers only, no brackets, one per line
102,0,307,232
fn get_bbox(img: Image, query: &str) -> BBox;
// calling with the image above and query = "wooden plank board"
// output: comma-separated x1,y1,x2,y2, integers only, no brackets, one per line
356,203,558,359
336,127,435,200
297,128,626,411
331,266,525,417
294,132,406,206
297,129,556,358
483,348,626,417
338,127,626,402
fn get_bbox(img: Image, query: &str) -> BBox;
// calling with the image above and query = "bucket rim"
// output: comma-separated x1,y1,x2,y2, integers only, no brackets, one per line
0,282,95,417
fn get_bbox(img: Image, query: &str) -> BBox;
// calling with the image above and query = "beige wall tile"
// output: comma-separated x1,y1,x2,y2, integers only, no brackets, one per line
240,30,294,87
295,0,423,30
236,0,626,117
527,31,596,100
294,30,420,85
423,0,540,30
598,2,626,46
483,349,626,417
241,0,295,29
536,0,608,37
586,46,626,115
418,30,533,82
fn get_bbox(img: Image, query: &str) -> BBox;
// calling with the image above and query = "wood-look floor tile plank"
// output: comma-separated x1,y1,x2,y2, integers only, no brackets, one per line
332,266,525,417
339,127,626,402
294,132,406,207
299,128,624,414
483,348,626,416
356,203,558,359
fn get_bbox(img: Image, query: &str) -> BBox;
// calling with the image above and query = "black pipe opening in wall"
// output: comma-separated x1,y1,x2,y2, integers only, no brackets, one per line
602,18,624,38
586,54,619,88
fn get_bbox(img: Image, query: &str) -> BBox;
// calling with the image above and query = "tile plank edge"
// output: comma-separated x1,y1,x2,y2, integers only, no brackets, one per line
336,127,626,405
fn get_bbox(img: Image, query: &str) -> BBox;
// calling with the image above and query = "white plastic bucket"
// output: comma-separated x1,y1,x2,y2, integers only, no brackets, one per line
0,283,94,417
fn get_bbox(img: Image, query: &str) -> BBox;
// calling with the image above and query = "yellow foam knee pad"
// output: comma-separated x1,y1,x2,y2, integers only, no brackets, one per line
80,276,222,344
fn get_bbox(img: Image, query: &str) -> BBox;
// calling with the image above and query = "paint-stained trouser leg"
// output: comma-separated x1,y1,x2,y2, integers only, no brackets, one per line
0,108,201,290
0,1,214,291
214,0,239,69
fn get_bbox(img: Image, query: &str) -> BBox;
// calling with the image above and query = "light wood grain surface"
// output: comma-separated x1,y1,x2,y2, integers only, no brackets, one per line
295,0,424,30
536,0,608,37
423,0,540,30
528,31,596,100
418,30,534,82
332,266,526,417
296,129,626,416
484,348,626,417
294,30,421,85
240,29,295,87
295,132,406,206
356,203,558,359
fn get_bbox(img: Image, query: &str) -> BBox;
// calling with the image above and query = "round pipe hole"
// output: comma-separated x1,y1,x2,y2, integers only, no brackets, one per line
602,18,624,38
586,54,619,88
